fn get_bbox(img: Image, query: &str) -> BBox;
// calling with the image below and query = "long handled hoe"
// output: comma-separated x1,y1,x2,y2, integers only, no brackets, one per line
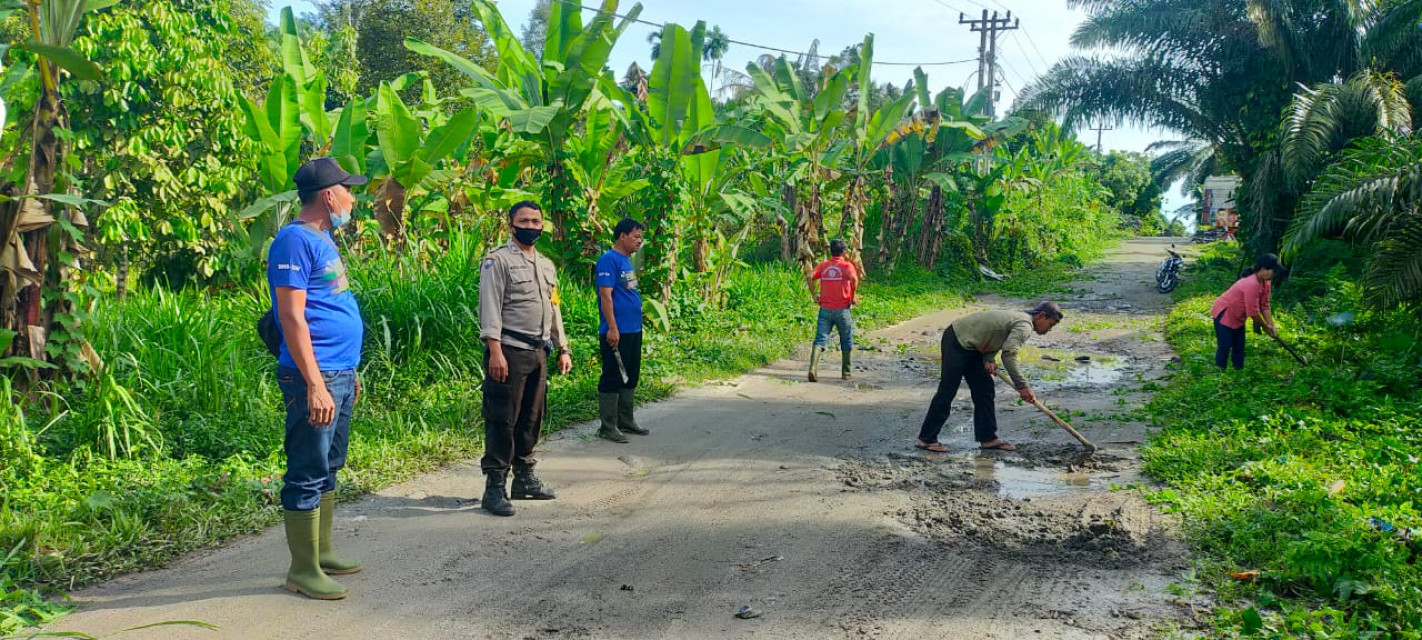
993,370,1097,452
1270,333,1309,367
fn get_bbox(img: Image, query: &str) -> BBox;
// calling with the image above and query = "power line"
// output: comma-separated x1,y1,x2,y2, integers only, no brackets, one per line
937,0,1054,73
997,66,1020,108
1005,31,1041,78
960,8,1018,117
979,0,1054,70
550,0,978,67
998,58,1029,90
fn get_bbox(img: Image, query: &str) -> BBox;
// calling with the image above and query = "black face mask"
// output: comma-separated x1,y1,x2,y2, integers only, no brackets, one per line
513,227,542,246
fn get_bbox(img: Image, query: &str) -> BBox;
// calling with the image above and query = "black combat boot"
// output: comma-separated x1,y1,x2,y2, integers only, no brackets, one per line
481,469,515,516
511,462,557,500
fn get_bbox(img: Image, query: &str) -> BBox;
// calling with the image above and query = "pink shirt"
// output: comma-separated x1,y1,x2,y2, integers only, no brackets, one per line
1210,275,1272,329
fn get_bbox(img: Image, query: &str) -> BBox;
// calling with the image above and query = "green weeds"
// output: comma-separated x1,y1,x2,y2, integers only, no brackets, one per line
1143,245,1422,637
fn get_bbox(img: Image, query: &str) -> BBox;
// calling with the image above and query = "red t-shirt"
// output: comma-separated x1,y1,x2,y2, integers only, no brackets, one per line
812,257,859,310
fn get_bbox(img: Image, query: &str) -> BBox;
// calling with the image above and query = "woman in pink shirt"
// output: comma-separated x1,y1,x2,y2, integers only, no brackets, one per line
1209,253,1285,370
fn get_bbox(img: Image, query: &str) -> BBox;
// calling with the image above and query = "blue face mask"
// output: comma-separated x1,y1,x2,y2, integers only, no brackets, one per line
327,200,352,229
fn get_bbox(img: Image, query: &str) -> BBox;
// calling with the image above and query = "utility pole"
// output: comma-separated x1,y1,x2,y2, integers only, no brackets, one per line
960,9,1019,118
1089,122,1115,152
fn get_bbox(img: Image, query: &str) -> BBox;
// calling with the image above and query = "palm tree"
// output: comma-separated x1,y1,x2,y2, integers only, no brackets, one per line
1148,139,1217,198
1020,0,1422,252
1284,135,1421,308
1278,70,1418,307
622,61,649,103
702,25,730,97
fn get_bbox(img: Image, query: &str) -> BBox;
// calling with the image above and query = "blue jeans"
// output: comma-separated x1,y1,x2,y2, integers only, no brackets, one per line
814,307,854,352
277,366,356,511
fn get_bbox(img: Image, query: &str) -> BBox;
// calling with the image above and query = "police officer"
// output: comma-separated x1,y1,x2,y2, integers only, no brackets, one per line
477,201,572,517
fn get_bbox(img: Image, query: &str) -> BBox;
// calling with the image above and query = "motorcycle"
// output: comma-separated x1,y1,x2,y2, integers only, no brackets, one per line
1192,227,1227,244
1156,244,1184,293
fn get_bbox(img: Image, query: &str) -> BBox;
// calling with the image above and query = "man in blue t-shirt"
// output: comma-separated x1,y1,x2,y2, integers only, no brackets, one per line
265,157,366,601
593,218,649,442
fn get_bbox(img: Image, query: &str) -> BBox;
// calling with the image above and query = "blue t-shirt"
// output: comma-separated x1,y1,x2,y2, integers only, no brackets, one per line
266,224,363,371
595,249,642,334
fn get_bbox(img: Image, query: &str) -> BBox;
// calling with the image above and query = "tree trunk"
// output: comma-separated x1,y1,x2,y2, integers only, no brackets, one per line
691,233,709,272
2,78,62,362
841,175,867,278
778,182,795,263
115,255,129,301
875,167,896,271
919,185,946,268
794,176,823,276
373,177,408,249
887,180,915,270
970,199,991,267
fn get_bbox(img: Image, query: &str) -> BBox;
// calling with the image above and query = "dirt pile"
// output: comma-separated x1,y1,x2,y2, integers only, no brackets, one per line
840,456,1184,570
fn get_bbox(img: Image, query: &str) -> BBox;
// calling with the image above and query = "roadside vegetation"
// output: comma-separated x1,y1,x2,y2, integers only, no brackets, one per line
1143,243,1422,637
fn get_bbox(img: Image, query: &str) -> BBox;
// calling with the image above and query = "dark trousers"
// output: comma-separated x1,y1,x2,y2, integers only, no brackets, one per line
598,331,642,393
481,346,547,473
917,326,998,444
276,367,356,511
1214,311,1246,370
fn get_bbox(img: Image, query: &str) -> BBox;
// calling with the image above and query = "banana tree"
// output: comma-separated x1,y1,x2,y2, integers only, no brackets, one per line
406,0,642,266
563,92,648,259
0,0,115,363
366,80,478,248
839,34,915,276
748,55,854,276
677,78,772,292
235,8,345,261
607,20,770,302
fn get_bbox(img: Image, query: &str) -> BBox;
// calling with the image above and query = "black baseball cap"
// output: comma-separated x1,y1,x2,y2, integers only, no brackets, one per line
294,157,367,195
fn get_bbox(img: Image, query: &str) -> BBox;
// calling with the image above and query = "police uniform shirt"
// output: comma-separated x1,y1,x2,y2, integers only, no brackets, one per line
477,241,568,352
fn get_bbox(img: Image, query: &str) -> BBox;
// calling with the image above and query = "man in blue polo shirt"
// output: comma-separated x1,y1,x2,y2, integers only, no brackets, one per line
266,157,366,600
594,218,650,443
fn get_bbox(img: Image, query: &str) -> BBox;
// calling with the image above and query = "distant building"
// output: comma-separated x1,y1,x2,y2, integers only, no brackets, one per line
1200,175,1242,230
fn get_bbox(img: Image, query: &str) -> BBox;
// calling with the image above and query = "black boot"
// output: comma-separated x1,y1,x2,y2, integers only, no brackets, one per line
511,463,557,500
481,470,515,516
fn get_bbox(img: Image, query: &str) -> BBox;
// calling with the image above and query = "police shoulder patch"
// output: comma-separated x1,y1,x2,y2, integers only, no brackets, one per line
481,257,496,270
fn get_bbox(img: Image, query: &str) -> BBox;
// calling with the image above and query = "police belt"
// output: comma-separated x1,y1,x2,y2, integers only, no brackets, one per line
502,329,552,354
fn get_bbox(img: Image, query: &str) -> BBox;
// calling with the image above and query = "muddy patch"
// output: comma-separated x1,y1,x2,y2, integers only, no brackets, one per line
840,455,1183,570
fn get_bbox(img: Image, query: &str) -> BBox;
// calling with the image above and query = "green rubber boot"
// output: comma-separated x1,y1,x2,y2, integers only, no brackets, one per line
597,392,628,443
808,346,822,382
841,350,853,380
618,389,649,435
318,492,362,575
283,508,348,600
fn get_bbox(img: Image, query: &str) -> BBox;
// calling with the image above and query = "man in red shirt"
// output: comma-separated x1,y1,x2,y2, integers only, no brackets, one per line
807,239,860,382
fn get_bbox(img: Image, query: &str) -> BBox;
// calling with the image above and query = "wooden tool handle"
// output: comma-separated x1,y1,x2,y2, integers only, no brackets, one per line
1270,334,1309,366
992,369,1097,451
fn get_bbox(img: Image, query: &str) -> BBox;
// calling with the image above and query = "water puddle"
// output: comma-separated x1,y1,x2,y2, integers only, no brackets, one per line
904,344,1129,388
963,454,1101,500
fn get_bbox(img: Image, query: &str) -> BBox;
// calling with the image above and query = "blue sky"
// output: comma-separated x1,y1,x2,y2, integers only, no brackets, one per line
270,0,1191,217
